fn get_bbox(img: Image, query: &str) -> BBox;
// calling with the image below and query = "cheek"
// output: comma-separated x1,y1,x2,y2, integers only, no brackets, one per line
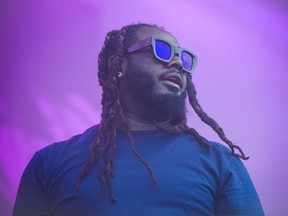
182,76,188,92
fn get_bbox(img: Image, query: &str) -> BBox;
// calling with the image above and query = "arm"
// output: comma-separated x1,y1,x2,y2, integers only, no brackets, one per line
13,152,51,216
216,158,265,216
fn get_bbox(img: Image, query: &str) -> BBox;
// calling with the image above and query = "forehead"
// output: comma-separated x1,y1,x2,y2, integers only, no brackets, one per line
136,26,180,47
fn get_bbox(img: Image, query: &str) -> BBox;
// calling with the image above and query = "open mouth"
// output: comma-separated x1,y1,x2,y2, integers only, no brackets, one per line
162,73,182,89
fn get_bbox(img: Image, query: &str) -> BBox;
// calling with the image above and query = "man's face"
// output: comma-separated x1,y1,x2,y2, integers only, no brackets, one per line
120,26,187,122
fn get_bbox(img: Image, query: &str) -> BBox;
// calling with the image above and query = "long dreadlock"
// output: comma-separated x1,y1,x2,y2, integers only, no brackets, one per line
77,23,249,202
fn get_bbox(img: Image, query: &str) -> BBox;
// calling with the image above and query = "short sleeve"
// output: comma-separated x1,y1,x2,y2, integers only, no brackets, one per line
216,158,264,215
12,152,50,216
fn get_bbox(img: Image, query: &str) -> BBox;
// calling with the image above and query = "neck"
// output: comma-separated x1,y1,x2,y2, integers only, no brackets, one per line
118,85,175,130
119,112,171,131
119,94,171,130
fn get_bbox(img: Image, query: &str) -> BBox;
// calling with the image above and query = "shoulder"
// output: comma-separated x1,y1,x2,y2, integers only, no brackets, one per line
207,140,249,172
38,125,99,156
177,133,237,162
208,141,236,162
31,125,99,171
206,140,246,173
177,134,246,176
21,125,100,188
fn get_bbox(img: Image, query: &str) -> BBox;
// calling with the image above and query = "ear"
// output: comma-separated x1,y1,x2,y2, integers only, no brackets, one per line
120,56,127,73
108,55,116,70
108,55,127,74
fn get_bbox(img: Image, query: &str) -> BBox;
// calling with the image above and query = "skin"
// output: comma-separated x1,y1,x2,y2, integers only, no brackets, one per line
118,26,188,130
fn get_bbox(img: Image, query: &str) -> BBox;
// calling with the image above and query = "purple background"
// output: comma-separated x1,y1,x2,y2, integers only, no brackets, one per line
1,0,288,215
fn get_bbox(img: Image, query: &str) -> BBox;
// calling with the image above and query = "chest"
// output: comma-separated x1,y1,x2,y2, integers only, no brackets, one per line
47,153,219,216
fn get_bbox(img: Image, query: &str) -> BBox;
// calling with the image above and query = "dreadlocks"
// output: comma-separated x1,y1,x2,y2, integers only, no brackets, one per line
77,23,249,202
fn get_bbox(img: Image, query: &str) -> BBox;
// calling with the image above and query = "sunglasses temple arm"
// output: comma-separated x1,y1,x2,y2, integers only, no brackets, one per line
127,37,152,53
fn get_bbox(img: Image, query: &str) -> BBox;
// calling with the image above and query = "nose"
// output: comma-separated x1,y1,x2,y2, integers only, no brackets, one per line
167,55,183,71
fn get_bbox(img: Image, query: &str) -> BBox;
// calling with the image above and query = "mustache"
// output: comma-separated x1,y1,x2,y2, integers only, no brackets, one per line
159,69,182,79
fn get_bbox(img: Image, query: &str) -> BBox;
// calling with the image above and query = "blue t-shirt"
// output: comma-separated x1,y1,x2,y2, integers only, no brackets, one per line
13,125,264,216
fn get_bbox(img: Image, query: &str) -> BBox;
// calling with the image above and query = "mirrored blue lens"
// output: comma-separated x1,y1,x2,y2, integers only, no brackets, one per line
155,40,171,60
181,51,193,71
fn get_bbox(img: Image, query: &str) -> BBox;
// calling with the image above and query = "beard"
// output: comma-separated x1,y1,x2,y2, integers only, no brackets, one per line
125,62,187,124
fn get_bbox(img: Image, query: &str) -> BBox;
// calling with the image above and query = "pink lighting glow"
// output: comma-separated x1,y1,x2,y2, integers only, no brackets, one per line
1,0,287,215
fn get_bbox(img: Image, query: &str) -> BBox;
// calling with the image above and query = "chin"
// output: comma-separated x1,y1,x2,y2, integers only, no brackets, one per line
149,90,187,122
157,86,184,97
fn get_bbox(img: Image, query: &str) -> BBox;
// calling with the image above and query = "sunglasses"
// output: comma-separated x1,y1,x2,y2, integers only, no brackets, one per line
122,36,197,74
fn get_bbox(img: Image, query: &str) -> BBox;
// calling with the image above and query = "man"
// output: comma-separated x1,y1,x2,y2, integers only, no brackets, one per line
13,23,264,215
